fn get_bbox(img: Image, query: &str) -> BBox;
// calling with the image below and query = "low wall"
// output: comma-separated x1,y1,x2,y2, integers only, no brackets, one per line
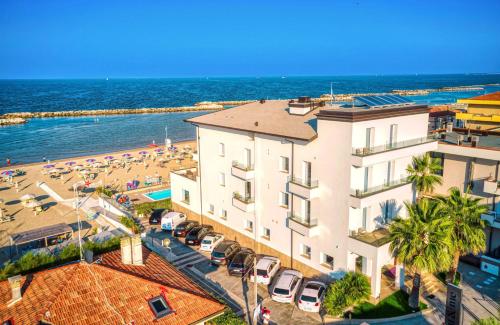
172,202,321,278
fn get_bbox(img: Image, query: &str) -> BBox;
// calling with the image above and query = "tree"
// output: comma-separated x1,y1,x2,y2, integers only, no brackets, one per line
406,153,443,199
389,199,452,309
324,272,371,316
472,317,500,325
437,187,488,282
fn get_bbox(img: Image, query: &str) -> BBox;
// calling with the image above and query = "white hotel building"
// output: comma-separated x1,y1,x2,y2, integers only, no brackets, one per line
170,96,438,297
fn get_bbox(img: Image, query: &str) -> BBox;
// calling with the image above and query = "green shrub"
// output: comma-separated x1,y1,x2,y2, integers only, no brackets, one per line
208,308,245,325
473,317,500,325
134,198,171,216
17,251,57,273
120,216,142,234
349,290,427,319
324,272,371,316
95,186,115,197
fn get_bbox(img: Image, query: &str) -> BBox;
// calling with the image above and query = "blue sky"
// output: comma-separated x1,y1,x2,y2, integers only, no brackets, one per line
1,0,499,78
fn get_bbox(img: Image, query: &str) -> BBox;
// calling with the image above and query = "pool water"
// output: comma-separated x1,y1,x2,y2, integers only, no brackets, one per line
145,188,171,201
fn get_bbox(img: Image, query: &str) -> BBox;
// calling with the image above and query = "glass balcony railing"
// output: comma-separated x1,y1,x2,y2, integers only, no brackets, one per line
287,212,318,227
288,176,319,188
232,161,254,171
351,177,411,198
352,135,438,157
232,192,254,204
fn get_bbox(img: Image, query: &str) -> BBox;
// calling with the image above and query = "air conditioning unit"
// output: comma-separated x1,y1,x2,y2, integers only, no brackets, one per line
471,136,479,147
457,135,464,145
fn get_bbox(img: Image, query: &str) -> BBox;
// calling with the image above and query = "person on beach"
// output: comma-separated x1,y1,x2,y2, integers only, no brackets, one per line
6,158,10,167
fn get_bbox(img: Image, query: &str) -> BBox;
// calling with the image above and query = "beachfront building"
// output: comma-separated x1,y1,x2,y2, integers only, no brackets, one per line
170,96,438,297
433,128,500,276
455,91,500,131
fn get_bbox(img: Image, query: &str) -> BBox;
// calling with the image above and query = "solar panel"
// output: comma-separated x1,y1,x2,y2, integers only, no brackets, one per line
354,94,415,107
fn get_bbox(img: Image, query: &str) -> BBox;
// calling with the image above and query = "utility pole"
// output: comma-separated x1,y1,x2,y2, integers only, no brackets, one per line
74,186,83,261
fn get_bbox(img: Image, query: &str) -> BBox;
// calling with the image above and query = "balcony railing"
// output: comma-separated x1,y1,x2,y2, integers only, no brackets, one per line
232,161,254,171
287,212,318,227
288,176,318,188
232,192,254,204
352,135,438,157
351,177,411,198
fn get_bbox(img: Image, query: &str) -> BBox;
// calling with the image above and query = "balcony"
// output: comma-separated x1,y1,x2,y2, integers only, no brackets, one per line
351,135,438,167
231,161,255,180
286,212,319,237
232,192,255,212
171,167,198,182
288,176,319,199
483,178,499,195
481,211,500,229
349,177,412,208
349,228,391,247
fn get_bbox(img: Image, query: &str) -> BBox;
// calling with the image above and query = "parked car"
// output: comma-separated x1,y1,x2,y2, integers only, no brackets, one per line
271,270,303,303
250,256,280,285
211,240,241,265
297,280,327,313
200,233,224,252
148,209,164,225
161,212,187,231
185,225,213,245
227,248,255,277
173,220,199,237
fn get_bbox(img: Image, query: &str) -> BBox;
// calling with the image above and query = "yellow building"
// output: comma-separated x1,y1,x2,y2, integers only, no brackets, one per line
456,91,500,131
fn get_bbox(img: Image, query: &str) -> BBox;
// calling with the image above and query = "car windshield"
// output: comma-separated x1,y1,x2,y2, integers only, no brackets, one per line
274,288,289,295
212,251,225,258
300,295,317,303
257,269,268,276
201,239,211,245
230,263,243,268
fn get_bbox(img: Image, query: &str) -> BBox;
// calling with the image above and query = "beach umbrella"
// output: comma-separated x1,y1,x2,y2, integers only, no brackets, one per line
86,158,96,163
148,142,158,148
138,151,148,155
65,161,76,166
26,200,42,208
154,148,163,153
122,153,132,158
43,164,55,169
104,156,114,160
1,170,13,176
20,193,36,201
168,146,177,152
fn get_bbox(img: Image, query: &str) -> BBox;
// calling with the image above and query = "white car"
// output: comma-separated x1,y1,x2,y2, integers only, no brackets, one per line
199,233,224,252
250,256,280,285
271,269,303,303
298,280,327,313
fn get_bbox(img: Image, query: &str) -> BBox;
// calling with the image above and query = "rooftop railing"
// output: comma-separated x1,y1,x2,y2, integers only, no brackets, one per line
232,161,254,171
287,212,318,227
351,176,411,198
352,135,438,157
288,176,319,188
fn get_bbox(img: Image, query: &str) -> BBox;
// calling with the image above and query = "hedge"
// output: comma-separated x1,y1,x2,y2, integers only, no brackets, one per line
134,198,172,216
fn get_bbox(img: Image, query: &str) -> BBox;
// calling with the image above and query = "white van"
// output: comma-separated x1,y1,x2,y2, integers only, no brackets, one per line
161,211,187,231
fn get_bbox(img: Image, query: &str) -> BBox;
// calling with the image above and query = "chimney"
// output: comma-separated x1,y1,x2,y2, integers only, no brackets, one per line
8,275,22,306
121,236,132,265
131,235,143,265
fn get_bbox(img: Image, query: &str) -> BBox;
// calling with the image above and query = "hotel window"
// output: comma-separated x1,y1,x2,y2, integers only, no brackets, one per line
279,156,289,172
261,227,270,240
219,172,225,186
182,189,190,205
218,143,225,156
300,244,311,259
220,209,227,220
208,204,214,214
245,219,253,232
320,253,334,269
278,192,289,207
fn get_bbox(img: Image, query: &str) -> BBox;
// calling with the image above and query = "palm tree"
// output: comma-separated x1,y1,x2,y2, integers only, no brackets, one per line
407,153,443,199
437,187,488,282
389,199,453,309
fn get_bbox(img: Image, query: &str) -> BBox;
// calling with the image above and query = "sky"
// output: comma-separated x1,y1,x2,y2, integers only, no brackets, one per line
0,0,499,79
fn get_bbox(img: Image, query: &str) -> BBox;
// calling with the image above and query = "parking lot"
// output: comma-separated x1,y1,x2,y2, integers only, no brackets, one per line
145,227,323,325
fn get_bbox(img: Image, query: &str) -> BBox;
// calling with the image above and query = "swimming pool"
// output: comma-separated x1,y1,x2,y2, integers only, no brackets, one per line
144,188,171,201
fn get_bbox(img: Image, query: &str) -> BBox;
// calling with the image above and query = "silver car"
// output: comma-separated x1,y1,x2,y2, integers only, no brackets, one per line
271,269,303,303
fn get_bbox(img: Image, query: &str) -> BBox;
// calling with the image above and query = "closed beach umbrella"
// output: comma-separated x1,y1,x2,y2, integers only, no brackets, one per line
104,156,114,160
43,164,55,169
65,161,76,166
20,193,36,201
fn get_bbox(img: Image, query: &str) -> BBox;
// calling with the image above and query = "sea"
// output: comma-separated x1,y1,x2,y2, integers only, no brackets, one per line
1,75,500,167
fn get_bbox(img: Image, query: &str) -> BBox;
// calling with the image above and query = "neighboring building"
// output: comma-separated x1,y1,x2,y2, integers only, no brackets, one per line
428,105,456,131
456,91,500,131
434,128,500,276
171,95,438,298
0,236,225,324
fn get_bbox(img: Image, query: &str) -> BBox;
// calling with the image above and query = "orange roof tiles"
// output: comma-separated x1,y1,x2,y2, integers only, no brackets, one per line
465,91,500,101
0,247,225,325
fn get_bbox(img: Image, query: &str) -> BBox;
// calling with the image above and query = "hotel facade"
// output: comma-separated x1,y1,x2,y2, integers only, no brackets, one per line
170,96,438,297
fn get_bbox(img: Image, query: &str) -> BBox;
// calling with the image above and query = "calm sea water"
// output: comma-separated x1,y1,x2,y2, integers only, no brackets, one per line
1,75,500,166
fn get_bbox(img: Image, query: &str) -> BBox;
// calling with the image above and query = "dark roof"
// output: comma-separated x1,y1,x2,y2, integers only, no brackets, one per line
10,223,73,245
316,104,430,122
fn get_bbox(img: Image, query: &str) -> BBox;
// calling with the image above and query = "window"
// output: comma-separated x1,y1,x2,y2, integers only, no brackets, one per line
219,172,225,186
300,244,311,259
279,156,289,172
220,209,227,220
208,204,214,214
245,219,253,232
278,192,289,207
261,227,270,239
148,295,172,319
218,143,225,156
320,253,334,269
182,189,190,204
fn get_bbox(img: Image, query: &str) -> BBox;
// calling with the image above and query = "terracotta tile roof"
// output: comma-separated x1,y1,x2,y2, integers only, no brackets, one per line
464,91,500,101
0,247,225,325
